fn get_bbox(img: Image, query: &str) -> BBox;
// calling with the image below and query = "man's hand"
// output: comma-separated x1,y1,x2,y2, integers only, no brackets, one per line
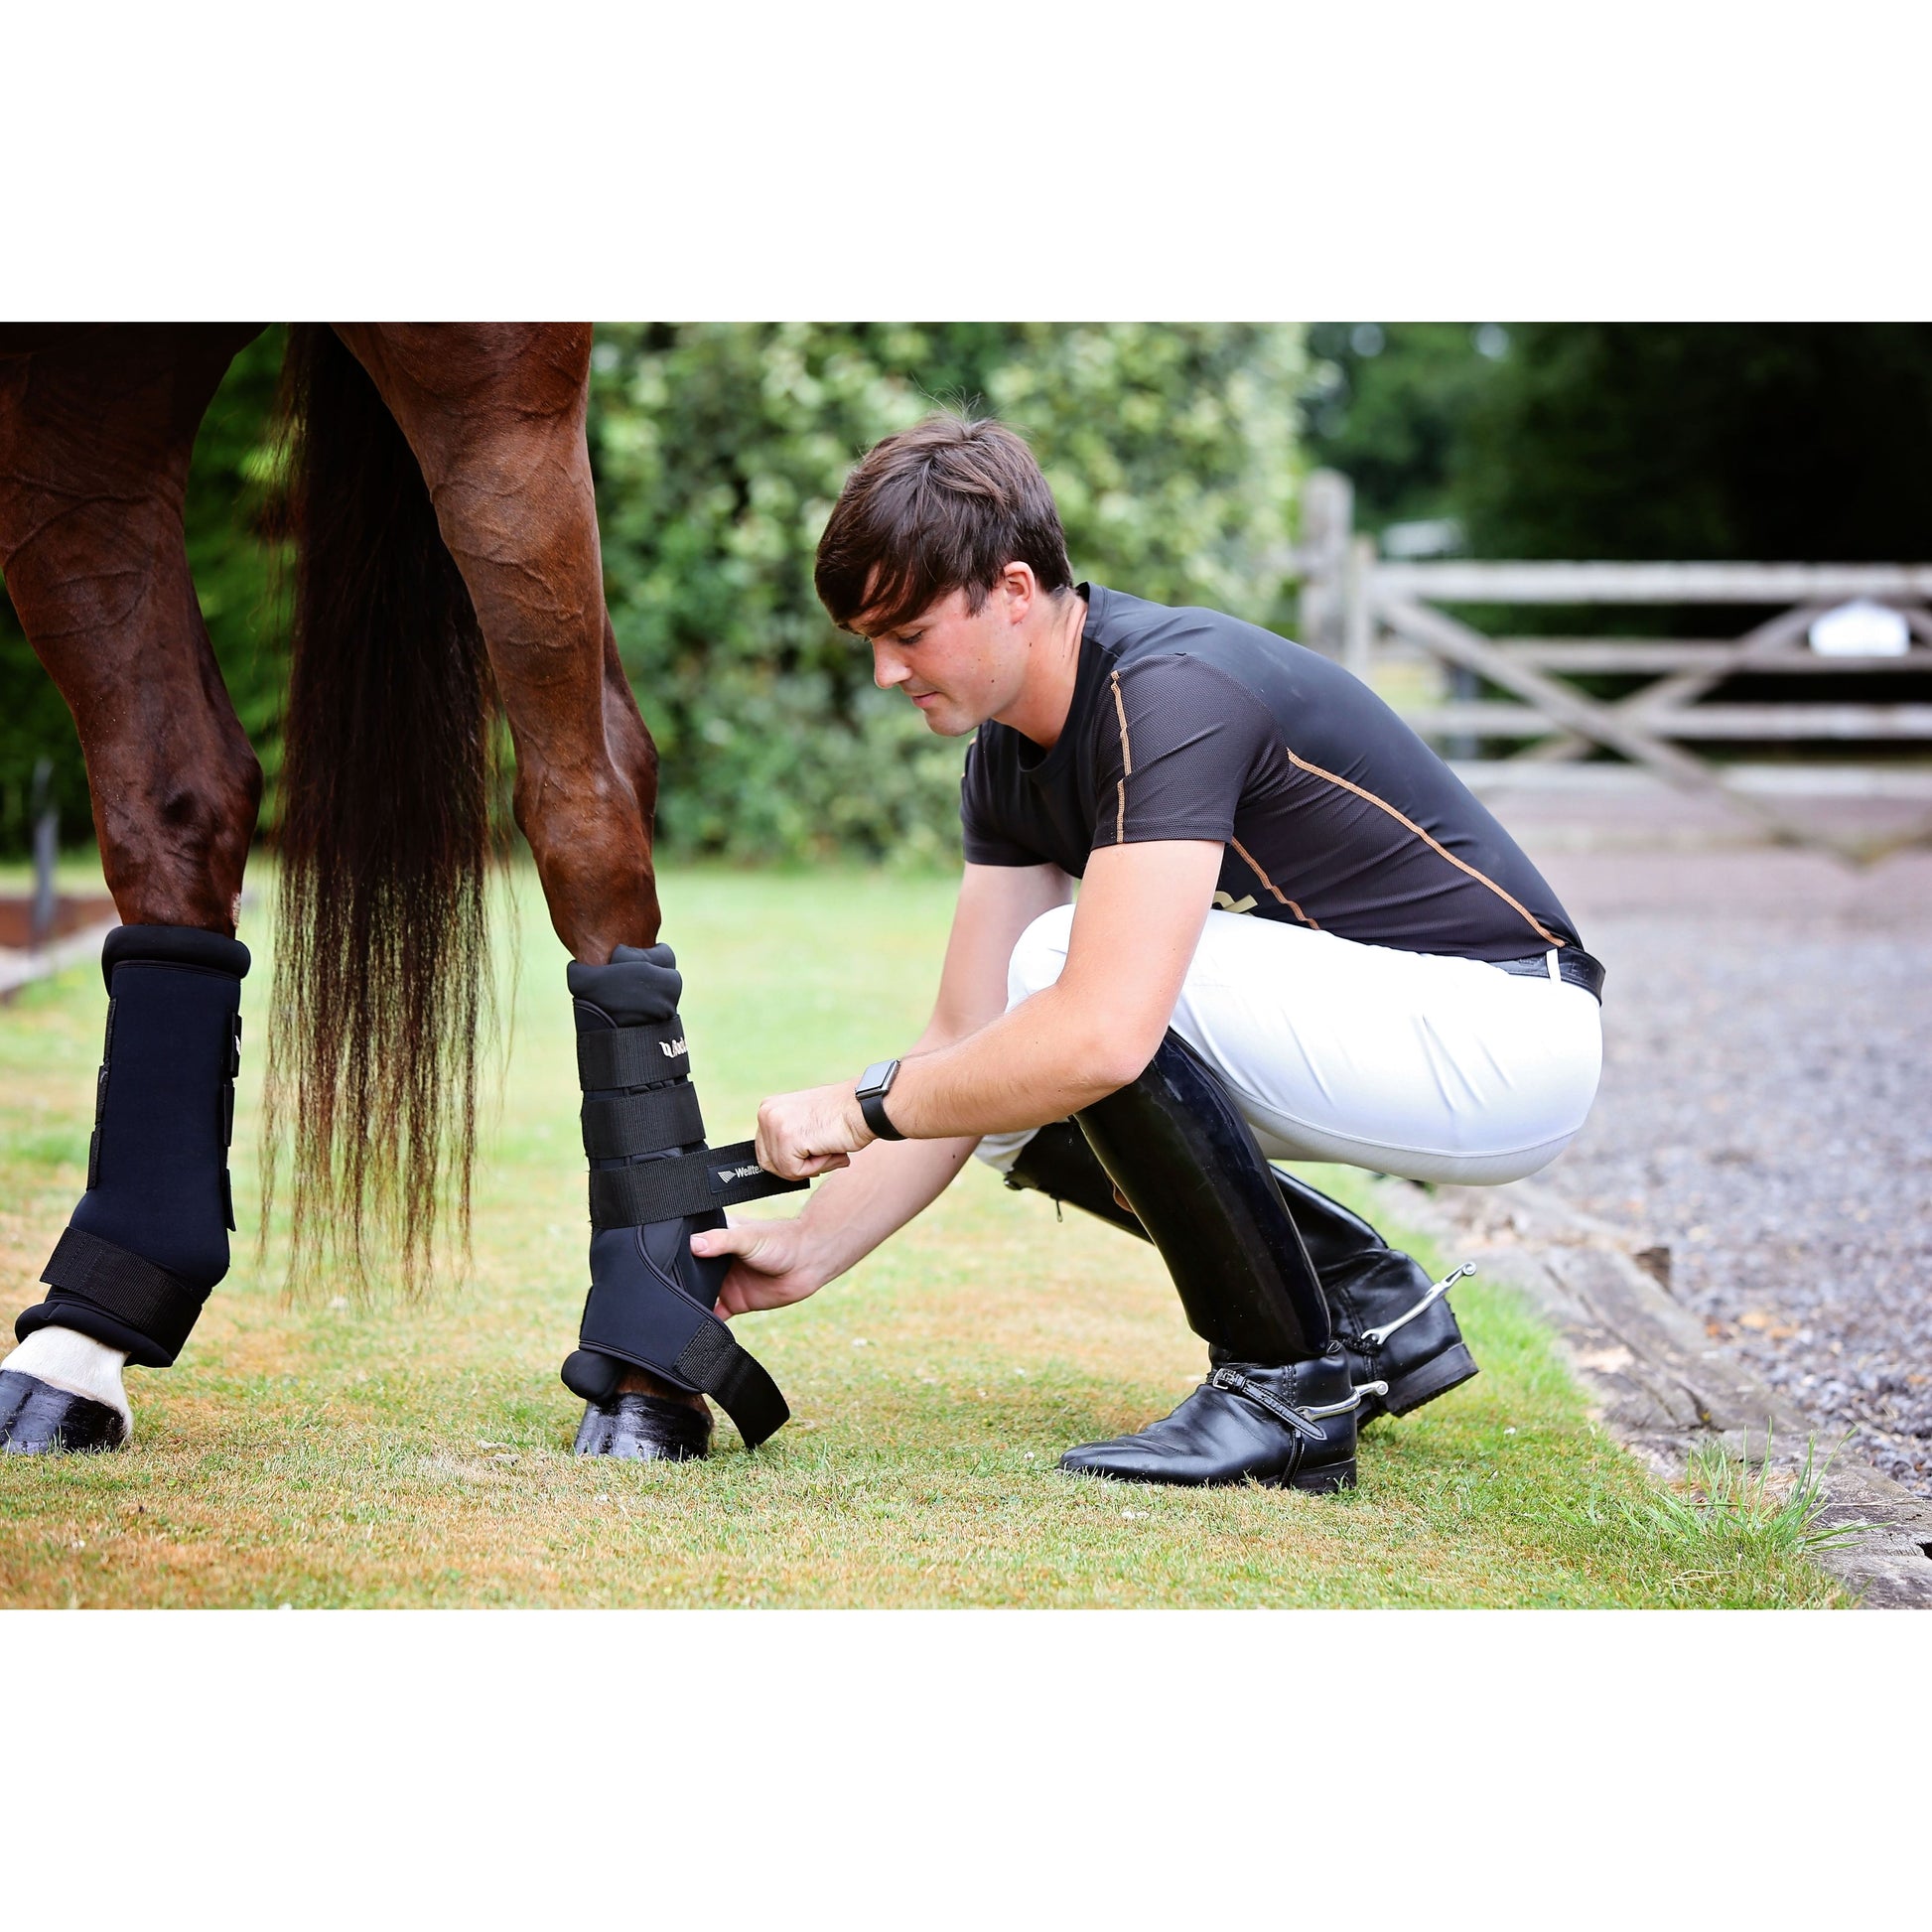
691,1214,824,1316
754,1079,870,1180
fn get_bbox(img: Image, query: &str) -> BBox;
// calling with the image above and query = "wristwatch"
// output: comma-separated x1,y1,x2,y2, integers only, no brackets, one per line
855,1058,905,1141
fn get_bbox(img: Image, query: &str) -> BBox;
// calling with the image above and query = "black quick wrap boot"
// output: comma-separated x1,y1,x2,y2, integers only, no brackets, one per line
561,943,802,1459
3,924,249,1454
1008,1121,1478,1425
1057,1034,1367,1493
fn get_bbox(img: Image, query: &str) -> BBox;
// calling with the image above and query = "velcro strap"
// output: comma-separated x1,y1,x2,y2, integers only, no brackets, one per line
581,1083,706,1160
40,1226,207,1362
588,1140,807,1230
577,1020,690,1091
673,1320,790,1448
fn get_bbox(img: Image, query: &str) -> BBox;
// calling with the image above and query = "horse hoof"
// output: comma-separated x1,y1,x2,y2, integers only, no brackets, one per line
573,1393,711,1461
0,1370,129,1455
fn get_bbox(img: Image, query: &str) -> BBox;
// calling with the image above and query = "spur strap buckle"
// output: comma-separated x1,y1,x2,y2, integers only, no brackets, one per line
1360,1262,1476,1350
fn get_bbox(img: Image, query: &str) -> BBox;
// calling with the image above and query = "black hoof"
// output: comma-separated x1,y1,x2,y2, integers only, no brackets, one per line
0,1370,129,1455
573,1392,712,1461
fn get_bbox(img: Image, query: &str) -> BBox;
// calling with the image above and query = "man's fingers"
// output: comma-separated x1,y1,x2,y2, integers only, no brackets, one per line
691,1224,763,1260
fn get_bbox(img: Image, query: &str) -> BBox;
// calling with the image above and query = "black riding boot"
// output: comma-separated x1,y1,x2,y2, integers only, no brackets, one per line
1273,1169,1478,1422
561,943,797,1459
1057,1034,1365,1492
3,924,248,1454
1008,1120,1477,1424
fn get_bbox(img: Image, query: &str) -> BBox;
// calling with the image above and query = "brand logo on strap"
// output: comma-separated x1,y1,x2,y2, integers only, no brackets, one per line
661,1036,687,1057
713,1162,762,1185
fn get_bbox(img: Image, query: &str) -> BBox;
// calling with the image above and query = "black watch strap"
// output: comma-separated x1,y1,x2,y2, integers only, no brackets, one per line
856,1058,905,1141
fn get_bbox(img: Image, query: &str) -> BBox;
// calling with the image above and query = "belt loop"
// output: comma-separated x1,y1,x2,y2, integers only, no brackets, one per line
1546,947,1561,982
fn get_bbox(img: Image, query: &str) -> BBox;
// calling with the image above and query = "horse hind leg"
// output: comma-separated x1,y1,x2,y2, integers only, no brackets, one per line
0,326,263,1453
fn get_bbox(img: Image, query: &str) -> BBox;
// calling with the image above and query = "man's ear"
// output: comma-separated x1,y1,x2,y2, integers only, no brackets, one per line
1001,561,1037,622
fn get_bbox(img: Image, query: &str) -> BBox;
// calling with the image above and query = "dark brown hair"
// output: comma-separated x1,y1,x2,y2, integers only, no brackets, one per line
814,414,1073,634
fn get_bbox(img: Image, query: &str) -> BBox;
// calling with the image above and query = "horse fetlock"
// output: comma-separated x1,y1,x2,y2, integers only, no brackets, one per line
564,943,796,1453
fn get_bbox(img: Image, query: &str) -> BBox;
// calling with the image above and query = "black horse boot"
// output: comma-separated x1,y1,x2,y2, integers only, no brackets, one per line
561,943,797,1459
1057,1035,1368,1493
1009,1120,1476,1426
3,924,248,1454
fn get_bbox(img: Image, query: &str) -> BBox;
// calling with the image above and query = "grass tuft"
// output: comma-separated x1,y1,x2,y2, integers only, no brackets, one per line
1620,1432,1861,1607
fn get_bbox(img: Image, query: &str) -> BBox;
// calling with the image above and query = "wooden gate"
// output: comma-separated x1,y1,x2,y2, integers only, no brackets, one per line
1295,470,1932,850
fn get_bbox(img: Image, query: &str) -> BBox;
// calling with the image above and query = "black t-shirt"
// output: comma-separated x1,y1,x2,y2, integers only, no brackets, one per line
960,584,1584,963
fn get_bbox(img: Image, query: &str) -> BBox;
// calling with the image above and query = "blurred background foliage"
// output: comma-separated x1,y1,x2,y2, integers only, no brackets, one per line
5,321,1932,860
1301,321,1932,563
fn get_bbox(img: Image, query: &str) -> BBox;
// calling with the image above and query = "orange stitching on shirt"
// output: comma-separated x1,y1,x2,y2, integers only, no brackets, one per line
1230,836,1319,928
1110,671,1133,841
1284,747,1566,947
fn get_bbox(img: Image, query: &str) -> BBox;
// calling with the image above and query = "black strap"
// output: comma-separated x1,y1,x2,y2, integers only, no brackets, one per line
672,1318,790,1447
589,1139,807,1230
577,1021,690,1091
581,1083,706,1160
40,1226,207,1363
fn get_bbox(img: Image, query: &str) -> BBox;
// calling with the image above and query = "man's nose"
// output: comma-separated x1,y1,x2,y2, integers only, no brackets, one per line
872,640,908,689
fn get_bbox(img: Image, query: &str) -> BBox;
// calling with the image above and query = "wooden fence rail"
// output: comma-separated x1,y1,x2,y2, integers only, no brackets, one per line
1292,469,1932,851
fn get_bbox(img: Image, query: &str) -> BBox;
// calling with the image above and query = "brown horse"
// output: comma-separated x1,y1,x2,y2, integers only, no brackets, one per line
0,323,716,1455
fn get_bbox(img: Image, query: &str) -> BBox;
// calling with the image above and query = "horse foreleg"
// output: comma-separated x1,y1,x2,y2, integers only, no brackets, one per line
0,326,263,1452
337,326,751,1455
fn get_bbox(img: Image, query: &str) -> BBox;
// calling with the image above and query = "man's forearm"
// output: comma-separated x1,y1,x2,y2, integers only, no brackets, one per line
881,981,1138,1143
786,1131,981,1289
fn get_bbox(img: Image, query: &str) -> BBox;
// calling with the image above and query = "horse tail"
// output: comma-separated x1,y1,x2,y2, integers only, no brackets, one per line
262,324,496,1294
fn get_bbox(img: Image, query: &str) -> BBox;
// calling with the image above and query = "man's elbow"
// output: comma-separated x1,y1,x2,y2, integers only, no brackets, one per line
1076,1023,1169,1098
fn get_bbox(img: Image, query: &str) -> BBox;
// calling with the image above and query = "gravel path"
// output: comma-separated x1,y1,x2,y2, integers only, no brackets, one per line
1489,829,1932,1495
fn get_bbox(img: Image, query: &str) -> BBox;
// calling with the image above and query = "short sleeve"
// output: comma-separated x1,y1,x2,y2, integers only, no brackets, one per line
1091,655,1273,850
960,732,1050,867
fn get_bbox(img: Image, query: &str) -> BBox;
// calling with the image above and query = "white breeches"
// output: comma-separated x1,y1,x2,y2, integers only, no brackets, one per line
975,904,1603,1187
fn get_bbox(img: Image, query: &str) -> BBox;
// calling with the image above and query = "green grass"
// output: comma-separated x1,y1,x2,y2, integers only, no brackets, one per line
0,860,1847,1606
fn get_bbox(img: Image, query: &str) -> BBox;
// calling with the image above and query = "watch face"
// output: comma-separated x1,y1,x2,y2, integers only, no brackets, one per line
857,1059,897,1098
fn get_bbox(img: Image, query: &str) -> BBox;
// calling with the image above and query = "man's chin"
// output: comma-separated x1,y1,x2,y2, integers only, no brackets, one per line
911,700,973,737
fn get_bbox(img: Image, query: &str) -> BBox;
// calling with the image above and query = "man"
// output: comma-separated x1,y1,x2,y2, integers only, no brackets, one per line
692,415,1603,1491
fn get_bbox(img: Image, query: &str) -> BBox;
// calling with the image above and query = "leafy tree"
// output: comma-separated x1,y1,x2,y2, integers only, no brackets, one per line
1457,324,1932,563
1302,321,1932,566
1300,322,1510,538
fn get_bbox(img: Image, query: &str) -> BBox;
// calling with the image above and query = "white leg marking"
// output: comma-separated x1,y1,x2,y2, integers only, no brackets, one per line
3,1327,132,1433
